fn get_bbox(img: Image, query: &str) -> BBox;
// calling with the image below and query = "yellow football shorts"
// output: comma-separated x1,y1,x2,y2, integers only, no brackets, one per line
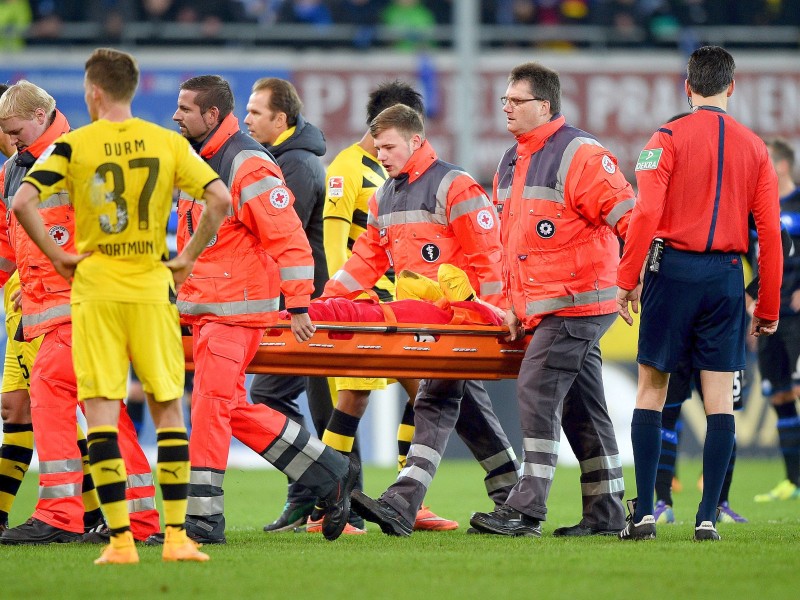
72,300,184,402
2,273,42,393
332,376,388,393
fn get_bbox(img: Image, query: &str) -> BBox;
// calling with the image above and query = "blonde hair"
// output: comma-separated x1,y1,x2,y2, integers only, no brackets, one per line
0,80,56,121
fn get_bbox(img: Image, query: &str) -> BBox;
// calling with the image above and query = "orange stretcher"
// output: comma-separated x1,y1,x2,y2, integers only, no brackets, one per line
183,323,530,380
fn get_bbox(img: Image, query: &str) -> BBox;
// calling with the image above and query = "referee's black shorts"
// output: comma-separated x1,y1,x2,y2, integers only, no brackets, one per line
637,247,746,373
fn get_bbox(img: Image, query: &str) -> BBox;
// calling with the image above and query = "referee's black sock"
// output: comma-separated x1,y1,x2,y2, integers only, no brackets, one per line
630,408,662,521
697,413,735,525
775,401,800,485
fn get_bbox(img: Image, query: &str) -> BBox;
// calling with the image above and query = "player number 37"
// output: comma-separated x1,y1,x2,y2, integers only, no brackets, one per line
95,157,160,234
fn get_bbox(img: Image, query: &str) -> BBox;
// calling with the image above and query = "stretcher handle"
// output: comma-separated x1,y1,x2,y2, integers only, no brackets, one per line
270,323,514,337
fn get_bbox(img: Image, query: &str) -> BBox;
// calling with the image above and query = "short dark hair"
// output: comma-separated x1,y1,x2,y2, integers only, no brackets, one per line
251,78,302,127
370,104,424,139
508,62,560,115
687,46,735,98
366,80,424,124
180,75,234,121
766,137,795,170
85,48,139,102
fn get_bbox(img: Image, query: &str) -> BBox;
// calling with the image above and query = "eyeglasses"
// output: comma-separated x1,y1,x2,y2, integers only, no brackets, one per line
500,96,547,108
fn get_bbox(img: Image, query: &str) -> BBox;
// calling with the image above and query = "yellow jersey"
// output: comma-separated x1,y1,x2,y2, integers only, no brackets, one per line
324,143,394,300
23,118,218,304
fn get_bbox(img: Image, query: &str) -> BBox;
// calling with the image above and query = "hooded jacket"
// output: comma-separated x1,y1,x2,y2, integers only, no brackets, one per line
266,114,327,299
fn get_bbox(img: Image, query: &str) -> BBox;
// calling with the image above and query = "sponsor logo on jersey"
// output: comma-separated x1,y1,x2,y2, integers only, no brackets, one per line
635,148,663,171
536,219,555,239
602,155,616,174
476,209,494,230
269,187,290,209
421,243,441,263
48,225,69,246
328,176,344,198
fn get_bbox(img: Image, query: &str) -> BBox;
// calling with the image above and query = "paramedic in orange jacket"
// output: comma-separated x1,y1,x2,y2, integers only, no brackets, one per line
328,104,520,536
470,62,634,538
0,81,159,544
169,75,357,544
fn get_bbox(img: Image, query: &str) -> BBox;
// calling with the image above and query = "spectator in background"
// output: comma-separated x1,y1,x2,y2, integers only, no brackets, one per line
84,1,139,44
593,0,649,46
382,0,436,52
278,0,332,27
138,0,178,23
331,0,385,49
236,0,285,25
487,1,591,49
175,0,246,25
0,0,32,51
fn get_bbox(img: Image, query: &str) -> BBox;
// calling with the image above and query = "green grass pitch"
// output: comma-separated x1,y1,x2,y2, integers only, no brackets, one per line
2,458,799,599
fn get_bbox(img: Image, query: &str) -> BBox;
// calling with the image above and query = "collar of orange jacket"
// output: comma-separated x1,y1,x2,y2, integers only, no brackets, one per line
515,114,565,155
399,139,437,183
24,109,70,159
199,113,240,160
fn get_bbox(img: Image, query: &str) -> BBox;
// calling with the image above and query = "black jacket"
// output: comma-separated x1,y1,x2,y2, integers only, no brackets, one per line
267,114,328,299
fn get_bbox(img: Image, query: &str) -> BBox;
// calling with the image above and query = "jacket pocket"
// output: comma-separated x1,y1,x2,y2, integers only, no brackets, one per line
189,260,233,280
542,319,599,374
201,336,246,400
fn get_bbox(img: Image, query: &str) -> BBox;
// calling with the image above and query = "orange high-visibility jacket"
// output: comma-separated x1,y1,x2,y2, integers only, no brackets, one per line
0,110,74,339
324,141,505,307
177,114,314,326
494,115,635,329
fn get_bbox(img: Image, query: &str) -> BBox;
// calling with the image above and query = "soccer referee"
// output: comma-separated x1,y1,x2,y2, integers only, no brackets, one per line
616,46,783,542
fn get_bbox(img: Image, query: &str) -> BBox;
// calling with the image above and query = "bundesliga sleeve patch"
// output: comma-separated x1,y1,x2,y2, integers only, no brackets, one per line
635,148,663,171
328,176,344,198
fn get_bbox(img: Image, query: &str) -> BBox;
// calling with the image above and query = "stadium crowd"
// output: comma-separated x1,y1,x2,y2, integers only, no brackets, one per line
0,1,798,50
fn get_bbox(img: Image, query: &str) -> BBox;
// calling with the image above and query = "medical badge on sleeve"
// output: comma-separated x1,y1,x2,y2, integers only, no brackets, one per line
602,155,616,174
476,209,494,230
269,187,290,209
48,225,70,246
